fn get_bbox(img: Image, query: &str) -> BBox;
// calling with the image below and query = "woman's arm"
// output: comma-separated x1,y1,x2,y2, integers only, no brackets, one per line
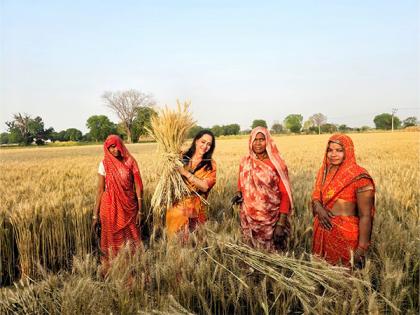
93,174,105,218
356,189,375,251
178,166,211,193
134,178,143,226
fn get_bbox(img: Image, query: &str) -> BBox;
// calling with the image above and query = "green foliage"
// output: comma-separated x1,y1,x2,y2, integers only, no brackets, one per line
403,116,418,128
373,113,401,130
251,119,268,129
283,114,303,133
210,124,241,137
320,123,338,133
5,114,53,145
188,125,204,138
86,115,116,142
132,107,157,142
65,128,83,141
271,123,283,134
0,132,9,144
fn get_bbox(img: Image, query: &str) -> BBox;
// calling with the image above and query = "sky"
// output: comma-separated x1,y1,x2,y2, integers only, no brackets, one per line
0,0,419,133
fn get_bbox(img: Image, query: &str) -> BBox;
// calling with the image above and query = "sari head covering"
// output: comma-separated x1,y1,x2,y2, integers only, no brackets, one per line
100,135,142,257
312,133,375,215
239,127,293,249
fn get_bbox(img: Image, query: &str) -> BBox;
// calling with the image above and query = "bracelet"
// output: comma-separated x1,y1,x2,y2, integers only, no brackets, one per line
92,215,98,220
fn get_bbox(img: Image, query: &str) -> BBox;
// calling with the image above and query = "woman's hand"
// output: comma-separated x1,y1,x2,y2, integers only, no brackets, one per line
314,202,334,230
135,211,142,227
273,224,289,250
353,247,366,269
176,166,191,178
91,216,100,240
231,191,243,205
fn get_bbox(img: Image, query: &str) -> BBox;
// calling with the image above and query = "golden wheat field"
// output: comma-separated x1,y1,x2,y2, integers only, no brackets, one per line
0,132,419,314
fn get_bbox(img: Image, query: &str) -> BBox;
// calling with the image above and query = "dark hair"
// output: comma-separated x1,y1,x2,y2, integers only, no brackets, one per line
182,129,216,172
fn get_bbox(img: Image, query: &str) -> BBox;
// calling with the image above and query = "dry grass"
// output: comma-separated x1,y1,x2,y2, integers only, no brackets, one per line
146,101,195,230
0,132,419,314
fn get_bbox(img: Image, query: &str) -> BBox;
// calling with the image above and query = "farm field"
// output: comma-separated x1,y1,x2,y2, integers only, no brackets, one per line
0,132,419,314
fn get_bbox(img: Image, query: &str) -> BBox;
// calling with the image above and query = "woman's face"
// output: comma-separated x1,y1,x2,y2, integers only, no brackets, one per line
327,142,345,166
195,134,213,156
108,144,120,157
252,132,267,155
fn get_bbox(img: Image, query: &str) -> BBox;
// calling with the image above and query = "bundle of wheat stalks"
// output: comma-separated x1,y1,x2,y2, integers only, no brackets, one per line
213,240,399,314
147,100,195,227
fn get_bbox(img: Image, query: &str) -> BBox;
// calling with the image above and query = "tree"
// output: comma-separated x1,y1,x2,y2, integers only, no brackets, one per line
302,120,314,132
251,119,268,129
102,89,156,143
0,132,9,144
188,125,204,138
309,113,327,135
373,113,401,130
271,122,283,134
5,113,53,145
211,125,223,137
86,115,117,142
132,106,157,142
320,123,338,133
403,116,418,128
223,124,240,136
338,124,350,132
65,128,83,141
283,114,303,133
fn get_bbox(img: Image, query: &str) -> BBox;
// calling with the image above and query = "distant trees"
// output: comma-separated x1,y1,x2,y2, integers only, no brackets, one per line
309,113,327,135
5,113,54,145
403,116,418,128
188,125,204,138
251,119,268,129
102,89,156,143
320,123,338,133
270,121,283,134
86,115,116,142
211,124,241,137
132,107,157,141
284,114,303,133
373,113,401,130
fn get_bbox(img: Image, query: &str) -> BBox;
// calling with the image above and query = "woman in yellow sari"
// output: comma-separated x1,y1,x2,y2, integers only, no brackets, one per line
166,130,216,240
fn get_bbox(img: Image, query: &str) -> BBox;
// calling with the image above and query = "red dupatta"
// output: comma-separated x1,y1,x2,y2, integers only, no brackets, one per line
102,135,143,233
312,134,375,214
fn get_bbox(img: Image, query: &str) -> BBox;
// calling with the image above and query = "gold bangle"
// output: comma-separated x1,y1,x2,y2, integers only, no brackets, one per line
92,215,98,220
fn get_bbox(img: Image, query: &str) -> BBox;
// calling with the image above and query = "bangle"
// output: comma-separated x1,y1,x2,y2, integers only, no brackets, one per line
92,215,98,220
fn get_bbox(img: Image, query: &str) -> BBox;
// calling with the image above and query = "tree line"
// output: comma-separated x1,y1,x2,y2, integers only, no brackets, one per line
1,90,418,145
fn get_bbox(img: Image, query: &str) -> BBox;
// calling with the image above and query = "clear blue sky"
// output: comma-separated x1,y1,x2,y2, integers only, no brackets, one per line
1,0,418,132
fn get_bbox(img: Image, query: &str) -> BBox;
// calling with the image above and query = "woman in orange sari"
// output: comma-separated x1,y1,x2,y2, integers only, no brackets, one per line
312,134,375,267
233,127,293,251
92,135,143,269
166,130,216,240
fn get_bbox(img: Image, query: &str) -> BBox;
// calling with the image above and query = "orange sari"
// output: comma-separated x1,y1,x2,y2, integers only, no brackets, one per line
312,134,375,265
238,127,293,250
166,160,216,239
100,135,143,261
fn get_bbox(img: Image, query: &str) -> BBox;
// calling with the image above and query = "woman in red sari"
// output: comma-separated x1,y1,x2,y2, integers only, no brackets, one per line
92,135,143,268
233,127,293,251
312,134,375,267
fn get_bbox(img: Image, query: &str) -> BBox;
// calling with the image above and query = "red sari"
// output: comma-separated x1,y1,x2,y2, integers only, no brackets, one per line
312,134,375,265
238,127,293,250
99,135,143,260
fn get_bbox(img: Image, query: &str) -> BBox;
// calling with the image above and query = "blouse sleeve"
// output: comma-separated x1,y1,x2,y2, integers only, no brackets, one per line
98,161,106,176
355,177,375,194
278,178,291,214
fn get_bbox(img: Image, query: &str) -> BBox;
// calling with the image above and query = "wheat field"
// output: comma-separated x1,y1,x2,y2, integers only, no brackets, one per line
0,132,419,314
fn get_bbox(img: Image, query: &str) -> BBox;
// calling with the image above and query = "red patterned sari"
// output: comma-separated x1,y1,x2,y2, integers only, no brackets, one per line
100,135,143,260
312,134,375,265
238,127,293,250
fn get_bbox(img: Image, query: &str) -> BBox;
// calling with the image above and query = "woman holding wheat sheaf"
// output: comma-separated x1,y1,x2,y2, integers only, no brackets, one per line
165,129,217,240
232,127,293,251
92,135,143,272
311,134,375,268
